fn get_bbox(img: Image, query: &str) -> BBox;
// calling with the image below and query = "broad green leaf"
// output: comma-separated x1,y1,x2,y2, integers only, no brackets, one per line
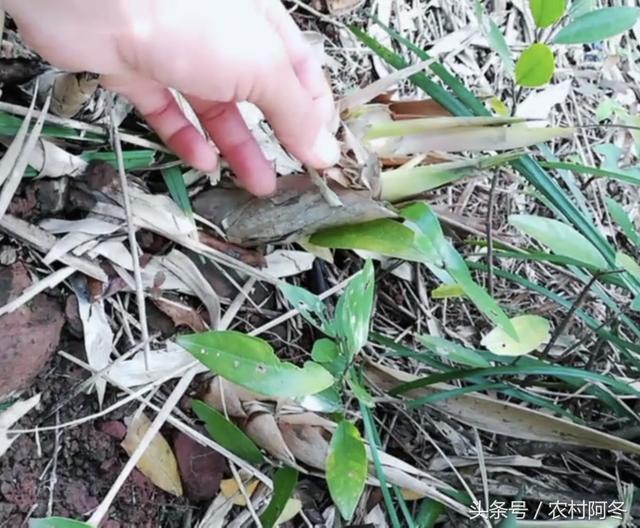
509,214,608,269
192,400,263,465
178,331,333,398
530,0,567,28
554,7,640,44
30,519,91,528
403,202,517,339
326,421,368,521
335,260,375,359
418,334,492,368
606,198,640,246
615,252,640,280
310,218,418,259
475,1,515,73
431,283,465,299
260,467,299,528
481,315,551,356
311,338,340,363
311,338,346,378
515,43,555,87
278,282,335,337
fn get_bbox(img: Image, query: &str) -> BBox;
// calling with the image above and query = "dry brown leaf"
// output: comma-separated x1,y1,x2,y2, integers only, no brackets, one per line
202,376,268,418
245,412,296,465
121,412,183,496
365,362,640,454
153,297,207,332
279,423,329,470
161,249,220,328
389,99,453,119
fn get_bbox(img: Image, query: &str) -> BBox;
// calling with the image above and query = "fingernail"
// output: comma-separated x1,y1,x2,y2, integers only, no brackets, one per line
311,128,340,167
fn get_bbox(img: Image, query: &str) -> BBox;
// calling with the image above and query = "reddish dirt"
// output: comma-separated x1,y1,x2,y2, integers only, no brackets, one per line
0,262,65,400
0,348,190,527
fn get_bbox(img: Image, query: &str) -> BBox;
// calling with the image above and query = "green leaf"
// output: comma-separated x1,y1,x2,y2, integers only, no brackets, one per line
554,7,640,44
615,252,640,280
191,400,263,465
569,0,596,19
431,283,465,299
390,364,640,399
540,160,640,186
335,260,375,360
326,421,368,522
310,218,418,259
417,499,445,528
347,371,375,407
404,202,517,339
311,338,347,378
178,331,334,398
481,315,551,356
278,282,335,337
30,519,91,528
515,43,555,87
311,338,340,363
509,214,608,269
418,334,492,368
260,467,299,528
530,0,567,28
606,198,640,246
475,1,515,73
162,165,192,214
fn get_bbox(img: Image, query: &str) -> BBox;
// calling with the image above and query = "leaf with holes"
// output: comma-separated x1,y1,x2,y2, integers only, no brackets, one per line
516,44,555,87
530,0,567,28
334,260,375,360
481,315,551,356
260,467,299,528
554,7,640,44
178,331,334,398
326,421,368,521
509,214,608,270
192,400,263,465
278,282,335,337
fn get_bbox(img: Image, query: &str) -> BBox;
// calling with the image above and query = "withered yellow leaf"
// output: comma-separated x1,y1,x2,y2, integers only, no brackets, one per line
220,478,259,506
121,413,183,496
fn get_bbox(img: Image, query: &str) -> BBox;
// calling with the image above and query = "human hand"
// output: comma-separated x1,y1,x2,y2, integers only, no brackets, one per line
4,0,340,195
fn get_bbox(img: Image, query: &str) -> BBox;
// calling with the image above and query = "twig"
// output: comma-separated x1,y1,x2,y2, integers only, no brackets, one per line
110,103,151,370
541,271,623,357
485,171,499,296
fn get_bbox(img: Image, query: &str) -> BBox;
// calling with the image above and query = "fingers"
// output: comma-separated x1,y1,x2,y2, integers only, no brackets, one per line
190,97,276,196
101,74,218,173
258,0,336,129
250,55,340,171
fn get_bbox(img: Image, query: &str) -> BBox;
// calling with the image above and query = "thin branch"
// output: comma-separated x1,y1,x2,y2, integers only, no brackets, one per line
110,103,151,370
